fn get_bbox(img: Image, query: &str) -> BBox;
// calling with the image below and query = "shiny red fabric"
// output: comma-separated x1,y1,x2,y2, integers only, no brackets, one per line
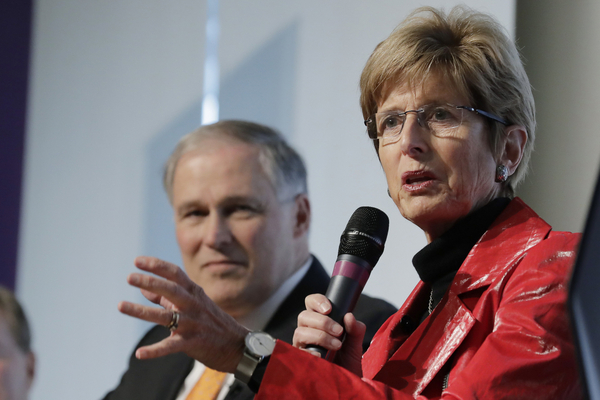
256,198,582,399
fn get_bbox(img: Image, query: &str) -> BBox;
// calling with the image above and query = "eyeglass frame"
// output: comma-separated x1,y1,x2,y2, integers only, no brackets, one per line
364,104,509,141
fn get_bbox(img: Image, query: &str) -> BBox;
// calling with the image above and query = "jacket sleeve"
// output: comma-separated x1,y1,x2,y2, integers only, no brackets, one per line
255,233,582,400
256,340,415,400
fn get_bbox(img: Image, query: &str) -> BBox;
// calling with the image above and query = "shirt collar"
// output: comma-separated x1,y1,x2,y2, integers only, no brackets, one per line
236,256,313,331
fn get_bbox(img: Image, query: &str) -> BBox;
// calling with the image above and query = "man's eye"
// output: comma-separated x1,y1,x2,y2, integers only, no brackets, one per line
184,210,207,218
229,205,260,219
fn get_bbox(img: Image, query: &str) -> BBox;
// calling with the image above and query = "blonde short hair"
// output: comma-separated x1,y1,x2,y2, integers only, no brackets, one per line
360,6,535,197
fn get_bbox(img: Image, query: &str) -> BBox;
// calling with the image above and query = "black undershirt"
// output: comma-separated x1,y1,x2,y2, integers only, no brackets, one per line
412,197,510,324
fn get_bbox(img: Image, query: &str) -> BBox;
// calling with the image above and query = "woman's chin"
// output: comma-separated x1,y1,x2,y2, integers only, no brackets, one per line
398,196,470,236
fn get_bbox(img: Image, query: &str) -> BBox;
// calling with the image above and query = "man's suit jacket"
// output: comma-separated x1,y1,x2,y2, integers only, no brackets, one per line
255,198,582,399
103,257,397,400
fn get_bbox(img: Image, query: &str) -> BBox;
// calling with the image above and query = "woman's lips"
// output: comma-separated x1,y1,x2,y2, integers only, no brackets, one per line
402,170,436,192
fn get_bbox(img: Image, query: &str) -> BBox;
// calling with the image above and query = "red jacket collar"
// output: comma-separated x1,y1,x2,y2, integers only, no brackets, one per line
451,197,551,294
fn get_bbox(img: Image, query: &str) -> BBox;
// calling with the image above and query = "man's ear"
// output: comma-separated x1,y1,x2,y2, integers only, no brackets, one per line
26,351,35,390
500,125,527,176
292,194,311,238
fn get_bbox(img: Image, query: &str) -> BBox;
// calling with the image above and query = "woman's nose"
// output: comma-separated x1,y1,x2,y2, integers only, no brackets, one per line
399,114,428,156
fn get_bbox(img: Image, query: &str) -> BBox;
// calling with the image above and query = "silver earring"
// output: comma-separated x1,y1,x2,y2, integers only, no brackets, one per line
495,165,508,183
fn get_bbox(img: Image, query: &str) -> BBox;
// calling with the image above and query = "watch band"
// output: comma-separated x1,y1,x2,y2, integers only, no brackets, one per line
247,355,270,393
234,331,276,391
234,350,262,384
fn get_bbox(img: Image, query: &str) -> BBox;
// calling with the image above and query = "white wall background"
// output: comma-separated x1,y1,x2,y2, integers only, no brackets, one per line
18,2,517,399
516,1,600,233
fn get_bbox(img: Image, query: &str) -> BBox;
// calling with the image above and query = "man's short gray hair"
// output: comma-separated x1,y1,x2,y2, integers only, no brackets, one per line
163,120,308,203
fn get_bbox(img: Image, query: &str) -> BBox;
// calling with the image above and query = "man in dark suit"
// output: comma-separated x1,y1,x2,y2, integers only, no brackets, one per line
103,120,396,400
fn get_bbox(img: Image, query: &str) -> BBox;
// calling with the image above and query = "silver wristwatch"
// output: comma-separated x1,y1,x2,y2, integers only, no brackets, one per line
234,331,276,384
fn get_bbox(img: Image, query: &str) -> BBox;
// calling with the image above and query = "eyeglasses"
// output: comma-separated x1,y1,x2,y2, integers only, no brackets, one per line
364,104,508,145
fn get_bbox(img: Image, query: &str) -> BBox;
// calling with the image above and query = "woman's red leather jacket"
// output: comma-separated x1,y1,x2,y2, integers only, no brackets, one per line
256,198,582,399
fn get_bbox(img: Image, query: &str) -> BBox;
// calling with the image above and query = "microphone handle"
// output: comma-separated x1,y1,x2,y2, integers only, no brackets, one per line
305,274,362,359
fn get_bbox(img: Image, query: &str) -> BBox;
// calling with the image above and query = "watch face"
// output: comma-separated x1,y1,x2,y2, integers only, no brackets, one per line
246,332,276,357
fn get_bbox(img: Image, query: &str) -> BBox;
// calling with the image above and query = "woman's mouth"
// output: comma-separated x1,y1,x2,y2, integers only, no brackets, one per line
402,170,436,192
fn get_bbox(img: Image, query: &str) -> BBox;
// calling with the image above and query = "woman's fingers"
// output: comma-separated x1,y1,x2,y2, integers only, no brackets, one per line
336,313,366,377
126,272,191,311
140,288,175,310
297,309,343,336
343,313,366,347
295,294,345,354
134,257,195,292
294,308,345,351
140,289,162,305
135,335,185,359
293,326,342,351
118,300,173,326
120,256,249,372
304,293,332,314
129,257,202,314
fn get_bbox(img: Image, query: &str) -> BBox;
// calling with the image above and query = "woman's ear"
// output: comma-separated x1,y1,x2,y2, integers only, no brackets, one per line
500,125,527,175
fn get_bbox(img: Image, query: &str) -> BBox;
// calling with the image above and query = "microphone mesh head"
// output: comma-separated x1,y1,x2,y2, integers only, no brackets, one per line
338,207,389,267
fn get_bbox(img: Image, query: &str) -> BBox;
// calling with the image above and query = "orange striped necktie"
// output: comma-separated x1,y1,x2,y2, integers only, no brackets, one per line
185,367,227,400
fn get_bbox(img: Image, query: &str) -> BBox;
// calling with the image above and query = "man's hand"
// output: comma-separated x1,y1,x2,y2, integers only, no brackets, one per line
118,256,249,373
293,293,365,377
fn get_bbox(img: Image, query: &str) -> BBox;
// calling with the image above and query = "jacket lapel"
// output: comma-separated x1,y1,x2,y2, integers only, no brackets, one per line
368,198,552,395
225,258,329,400
263,257,330,341
362,281,429,379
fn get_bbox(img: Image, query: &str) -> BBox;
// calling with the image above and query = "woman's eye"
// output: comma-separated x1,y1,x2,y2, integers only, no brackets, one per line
385,116,398,127
380,115,402,134
431,107,452,121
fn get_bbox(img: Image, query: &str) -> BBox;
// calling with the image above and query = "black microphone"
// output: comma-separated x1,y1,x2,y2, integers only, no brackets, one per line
307,206,389,360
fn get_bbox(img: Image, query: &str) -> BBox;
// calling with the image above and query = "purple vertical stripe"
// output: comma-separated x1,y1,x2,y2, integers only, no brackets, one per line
0,0,33,290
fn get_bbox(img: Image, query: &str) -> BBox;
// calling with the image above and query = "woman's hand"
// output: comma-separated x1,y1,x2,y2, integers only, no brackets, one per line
117,256,249,373
293,293,365,377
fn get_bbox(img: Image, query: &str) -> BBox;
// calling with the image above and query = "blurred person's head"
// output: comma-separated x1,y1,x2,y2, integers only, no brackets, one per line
0,286,35,400
163,120,311,318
